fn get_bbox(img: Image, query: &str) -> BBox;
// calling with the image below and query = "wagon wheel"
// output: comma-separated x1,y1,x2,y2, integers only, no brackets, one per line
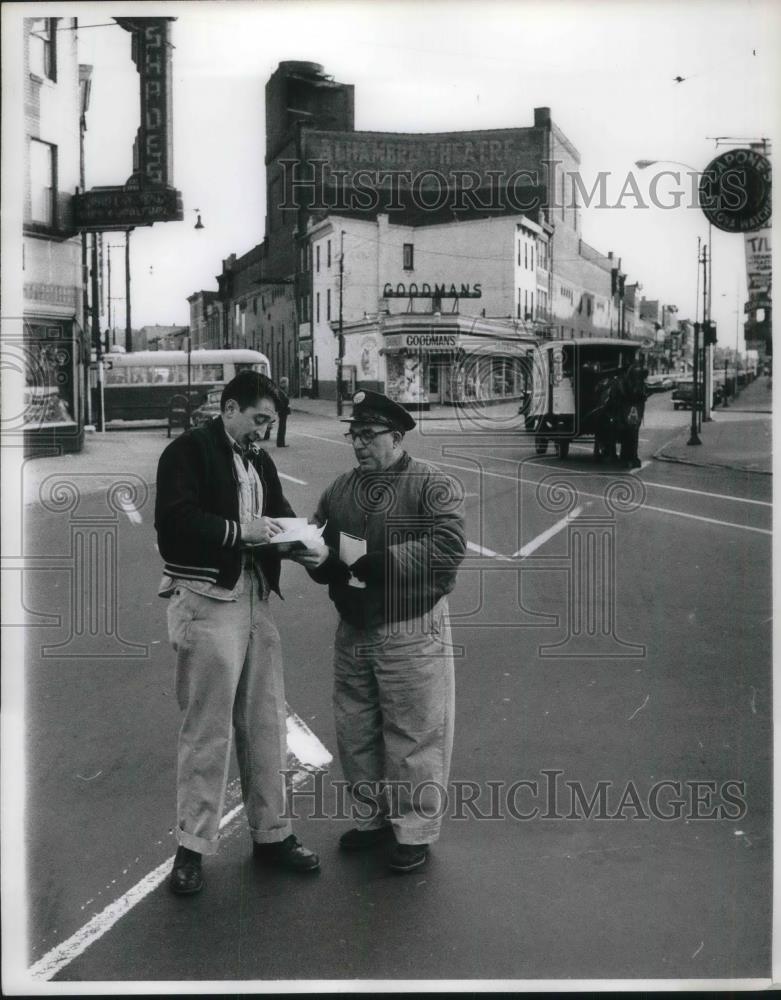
535,436,548,455
555,439,570,459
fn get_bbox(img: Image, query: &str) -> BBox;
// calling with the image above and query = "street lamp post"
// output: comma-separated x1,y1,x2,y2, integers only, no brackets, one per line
636,158,709,442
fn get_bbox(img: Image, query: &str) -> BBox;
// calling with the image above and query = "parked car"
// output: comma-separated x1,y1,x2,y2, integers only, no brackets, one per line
646,374,675,393
672,380,722,410
190,386,222,427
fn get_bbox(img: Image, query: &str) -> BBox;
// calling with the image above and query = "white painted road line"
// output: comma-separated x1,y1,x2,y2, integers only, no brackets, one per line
466,541,512,561
466,506,585,562
278,472,308,486
283,433,770,537
485,454,770,508
28,712,331,983
512,506,585,559
117,499,142,524
293,431,352,448
640,478,772,508
433,460,770,537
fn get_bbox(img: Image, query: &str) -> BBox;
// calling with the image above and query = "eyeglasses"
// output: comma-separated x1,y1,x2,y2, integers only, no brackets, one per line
253,414,276,427
344,428,394,446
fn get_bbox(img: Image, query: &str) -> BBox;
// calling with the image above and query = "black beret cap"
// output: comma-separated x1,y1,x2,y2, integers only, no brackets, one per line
341,389,417,432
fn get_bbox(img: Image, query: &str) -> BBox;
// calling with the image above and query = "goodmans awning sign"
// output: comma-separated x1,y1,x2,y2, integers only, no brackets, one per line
383,333,529,353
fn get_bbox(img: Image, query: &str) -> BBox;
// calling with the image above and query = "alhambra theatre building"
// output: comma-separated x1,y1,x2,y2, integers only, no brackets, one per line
307,212,543,407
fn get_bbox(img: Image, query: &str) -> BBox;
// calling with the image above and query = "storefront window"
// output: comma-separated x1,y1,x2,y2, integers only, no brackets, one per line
24,322,76,427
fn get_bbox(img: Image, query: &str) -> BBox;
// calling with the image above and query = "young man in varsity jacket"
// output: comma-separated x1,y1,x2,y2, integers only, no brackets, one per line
155,370,319,895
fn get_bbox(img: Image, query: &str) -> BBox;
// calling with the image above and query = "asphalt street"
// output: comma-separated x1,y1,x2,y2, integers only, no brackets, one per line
17,391,772,986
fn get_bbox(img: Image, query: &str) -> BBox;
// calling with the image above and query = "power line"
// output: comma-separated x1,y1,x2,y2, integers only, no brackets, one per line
55,22,120,31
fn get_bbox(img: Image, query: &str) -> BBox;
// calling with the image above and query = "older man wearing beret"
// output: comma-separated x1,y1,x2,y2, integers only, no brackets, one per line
292,390,466,873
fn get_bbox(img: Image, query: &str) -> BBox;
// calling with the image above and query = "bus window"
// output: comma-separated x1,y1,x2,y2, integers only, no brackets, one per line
152,367,171,383
251,362,270,376
200,364,224,382
130,367,147,383
107,365,128,384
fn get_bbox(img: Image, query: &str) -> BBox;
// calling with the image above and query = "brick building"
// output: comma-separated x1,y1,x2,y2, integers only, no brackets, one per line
21,15,89,453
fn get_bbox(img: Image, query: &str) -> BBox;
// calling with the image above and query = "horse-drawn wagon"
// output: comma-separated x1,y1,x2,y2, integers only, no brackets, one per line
524,338,646,465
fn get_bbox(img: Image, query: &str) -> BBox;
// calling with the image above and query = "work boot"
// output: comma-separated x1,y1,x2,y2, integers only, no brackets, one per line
388,843,429,874
253,834,320,872
339,824,394,852
169,845,204,895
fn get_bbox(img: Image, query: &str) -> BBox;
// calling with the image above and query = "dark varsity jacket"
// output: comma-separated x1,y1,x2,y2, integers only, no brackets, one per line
154,415,295,595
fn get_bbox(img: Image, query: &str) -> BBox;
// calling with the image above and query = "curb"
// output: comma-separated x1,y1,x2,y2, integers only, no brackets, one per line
653,450,772,475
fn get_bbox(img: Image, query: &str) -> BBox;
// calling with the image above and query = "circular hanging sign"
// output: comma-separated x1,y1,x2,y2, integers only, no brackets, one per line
699,148,772,233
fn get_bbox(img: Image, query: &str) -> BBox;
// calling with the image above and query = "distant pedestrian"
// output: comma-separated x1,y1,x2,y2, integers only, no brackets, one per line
155,370,319,895
264,376,290,447
292,390,466,874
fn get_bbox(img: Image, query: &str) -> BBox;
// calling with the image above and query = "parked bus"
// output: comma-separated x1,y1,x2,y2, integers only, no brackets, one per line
101,349,271,422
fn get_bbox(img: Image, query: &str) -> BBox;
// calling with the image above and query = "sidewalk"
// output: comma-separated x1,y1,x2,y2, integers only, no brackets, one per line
654,377,773,474
291,396,522,423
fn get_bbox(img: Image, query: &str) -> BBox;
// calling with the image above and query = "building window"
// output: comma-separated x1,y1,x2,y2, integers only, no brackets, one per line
517,289,521,320
316,292,320,323
518,242,521,266
29,18,56,81
403,243,414,270
327,240,332,268
327,288,331,321
531,292,534,318
30,139,56,226
524,243,528,269
316,244,320,273
531,246,535,270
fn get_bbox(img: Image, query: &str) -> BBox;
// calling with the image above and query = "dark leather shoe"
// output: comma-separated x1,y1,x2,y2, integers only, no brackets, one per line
339,824,394,851
253,834,320,872
388,843,429,874
169,846,204,895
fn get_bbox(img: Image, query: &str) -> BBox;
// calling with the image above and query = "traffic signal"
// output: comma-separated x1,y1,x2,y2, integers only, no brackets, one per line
703,320,717,345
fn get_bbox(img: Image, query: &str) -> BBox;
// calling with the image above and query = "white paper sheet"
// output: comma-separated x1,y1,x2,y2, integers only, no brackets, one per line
339,531,367,589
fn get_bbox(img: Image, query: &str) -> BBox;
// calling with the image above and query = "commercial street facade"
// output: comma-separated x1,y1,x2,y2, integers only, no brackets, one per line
188,59,686,398
21,15,89,453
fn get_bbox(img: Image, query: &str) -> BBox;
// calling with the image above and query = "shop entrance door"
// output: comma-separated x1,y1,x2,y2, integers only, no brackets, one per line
428,360,443,403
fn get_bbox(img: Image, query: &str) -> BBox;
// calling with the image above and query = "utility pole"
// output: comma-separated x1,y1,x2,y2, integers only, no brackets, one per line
125,229,133,353
90,233,104,432
701,244,709,427
336,230,344,416
703,224,714,421
688,241,702,446
106,241,112,354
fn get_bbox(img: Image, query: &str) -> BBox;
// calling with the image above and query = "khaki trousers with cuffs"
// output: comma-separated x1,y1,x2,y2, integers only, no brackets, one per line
167,569,291,855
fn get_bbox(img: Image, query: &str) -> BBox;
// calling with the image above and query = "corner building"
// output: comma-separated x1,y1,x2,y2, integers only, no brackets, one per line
262,62,626,396
21,16,89,453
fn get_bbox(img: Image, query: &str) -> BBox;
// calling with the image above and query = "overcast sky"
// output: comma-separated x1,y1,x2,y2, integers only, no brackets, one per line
18,0,781,344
